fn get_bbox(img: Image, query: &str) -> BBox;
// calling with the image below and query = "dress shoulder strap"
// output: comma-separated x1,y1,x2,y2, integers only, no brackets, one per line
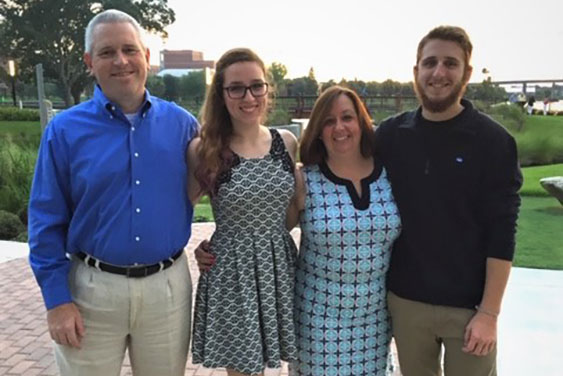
268,128,294,173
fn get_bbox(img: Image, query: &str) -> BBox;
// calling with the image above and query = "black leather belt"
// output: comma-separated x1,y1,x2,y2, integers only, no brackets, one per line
75,249,184,278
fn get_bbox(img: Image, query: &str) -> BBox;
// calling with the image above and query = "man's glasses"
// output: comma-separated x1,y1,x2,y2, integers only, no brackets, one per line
223,82,269,99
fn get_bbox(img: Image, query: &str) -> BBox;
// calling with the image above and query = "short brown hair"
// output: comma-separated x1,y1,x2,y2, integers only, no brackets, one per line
417,26,473,68
300,85,375,166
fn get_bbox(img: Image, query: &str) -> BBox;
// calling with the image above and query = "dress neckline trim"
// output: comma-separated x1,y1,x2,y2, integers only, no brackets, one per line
318,158,382,210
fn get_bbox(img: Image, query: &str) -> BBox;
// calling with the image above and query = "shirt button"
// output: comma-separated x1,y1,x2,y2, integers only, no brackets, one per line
136,208,141,213
131,126,136,132
135,236,140,242
134,152,139,158
111,106,116,111
135,180,140,185
109,115,113,119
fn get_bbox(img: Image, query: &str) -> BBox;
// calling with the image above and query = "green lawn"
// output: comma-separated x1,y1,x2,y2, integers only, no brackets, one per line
515,164,563,269
194,196,213,222
514,196,563,269
0,120,40,135
520,163,563,196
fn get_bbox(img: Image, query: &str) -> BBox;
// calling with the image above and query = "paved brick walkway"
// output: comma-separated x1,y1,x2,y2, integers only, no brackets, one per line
0,223,399,375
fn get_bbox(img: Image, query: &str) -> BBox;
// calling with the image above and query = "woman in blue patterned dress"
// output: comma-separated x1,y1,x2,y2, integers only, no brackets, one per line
286,86,402,375
187,48,298,376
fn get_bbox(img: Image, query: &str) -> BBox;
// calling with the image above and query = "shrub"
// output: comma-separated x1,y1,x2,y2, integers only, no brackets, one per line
17,206,28,226
487,103,526,132
0,137,37,214
0,107,40,121
0,209,25,240
14,231,28,243
0,121,42,148
178,100,202,118
266,108,292,125
518,136,560,166
471,100,490,113
485,106,563,166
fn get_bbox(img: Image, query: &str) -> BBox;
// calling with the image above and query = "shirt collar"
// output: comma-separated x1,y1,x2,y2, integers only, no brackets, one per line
93,85,153,117
399,98,476,135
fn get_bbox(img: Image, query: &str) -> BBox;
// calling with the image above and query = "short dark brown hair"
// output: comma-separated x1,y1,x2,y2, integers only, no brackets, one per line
417,26,473,68
300,85,375,166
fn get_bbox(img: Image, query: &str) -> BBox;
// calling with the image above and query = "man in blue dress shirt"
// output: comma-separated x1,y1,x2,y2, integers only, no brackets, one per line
28,9,198,375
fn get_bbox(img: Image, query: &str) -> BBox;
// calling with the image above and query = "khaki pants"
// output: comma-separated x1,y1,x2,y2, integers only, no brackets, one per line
55,253,192,376
387,291,496,376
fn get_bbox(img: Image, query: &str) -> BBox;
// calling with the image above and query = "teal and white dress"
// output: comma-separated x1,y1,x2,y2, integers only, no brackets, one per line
292,160,401,376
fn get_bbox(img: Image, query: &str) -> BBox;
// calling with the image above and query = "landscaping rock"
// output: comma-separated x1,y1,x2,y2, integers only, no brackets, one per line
540,177,563,205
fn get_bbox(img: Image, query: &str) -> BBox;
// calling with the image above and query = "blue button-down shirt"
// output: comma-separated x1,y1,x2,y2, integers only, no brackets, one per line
28,86,199,310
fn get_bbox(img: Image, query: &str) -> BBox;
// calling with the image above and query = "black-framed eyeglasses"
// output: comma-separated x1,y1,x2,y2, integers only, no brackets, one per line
223,82,269,99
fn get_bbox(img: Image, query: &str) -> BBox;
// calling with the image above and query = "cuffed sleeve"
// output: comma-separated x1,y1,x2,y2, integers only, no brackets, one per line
28,122,73,310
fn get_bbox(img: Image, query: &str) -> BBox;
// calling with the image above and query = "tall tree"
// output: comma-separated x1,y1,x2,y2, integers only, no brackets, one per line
268,62,287,93
0,0,175,107
287,76,318,96
146,75,165,98
380,79,401,96
179,70,205,100
307,67,316,82
162,74,179,102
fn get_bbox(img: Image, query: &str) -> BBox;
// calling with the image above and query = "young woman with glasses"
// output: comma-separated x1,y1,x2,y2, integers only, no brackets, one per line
188,48,299,376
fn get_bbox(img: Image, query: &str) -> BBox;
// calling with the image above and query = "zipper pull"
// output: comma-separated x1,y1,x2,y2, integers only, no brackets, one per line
424,159,430,175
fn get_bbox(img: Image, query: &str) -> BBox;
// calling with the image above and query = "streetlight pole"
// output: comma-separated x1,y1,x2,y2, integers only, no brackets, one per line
8,60,16,107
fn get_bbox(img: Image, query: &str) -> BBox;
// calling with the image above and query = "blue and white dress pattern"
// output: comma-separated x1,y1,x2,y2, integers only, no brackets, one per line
192,129,298,375
292,161,401,376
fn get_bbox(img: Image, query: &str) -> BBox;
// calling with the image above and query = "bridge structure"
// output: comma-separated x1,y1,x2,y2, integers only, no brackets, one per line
491,79,563,94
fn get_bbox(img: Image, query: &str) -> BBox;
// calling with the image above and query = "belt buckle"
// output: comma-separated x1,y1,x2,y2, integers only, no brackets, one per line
126,266,149,278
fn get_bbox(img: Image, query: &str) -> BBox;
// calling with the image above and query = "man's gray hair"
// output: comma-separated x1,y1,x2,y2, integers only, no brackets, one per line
85,9,144,54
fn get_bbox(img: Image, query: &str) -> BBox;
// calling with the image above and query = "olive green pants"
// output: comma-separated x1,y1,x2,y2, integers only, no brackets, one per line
387,291,497,376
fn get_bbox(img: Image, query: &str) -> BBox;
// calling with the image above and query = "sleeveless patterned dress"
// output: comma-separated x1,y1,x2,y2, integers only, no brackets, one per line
192,129,298,375
292,161,401,376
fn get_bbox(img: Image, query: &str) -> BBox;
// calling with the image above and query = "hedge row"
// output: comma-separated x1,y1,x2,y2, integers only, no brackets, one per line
0,107,40,121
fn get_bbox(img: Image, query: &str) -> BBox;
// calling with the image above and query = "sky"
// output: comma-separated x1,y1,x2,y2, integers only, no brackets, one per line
146,0,563,85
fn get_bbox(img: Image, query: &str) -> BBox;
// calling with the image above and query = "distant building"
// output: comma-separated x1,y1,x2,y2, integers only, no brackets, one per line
157,49,215,80
159,50,215,70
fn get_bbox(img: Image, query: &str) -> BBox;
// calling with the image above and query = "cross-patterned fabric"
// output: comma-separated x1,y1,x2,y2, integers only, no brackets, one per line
292,163,401,375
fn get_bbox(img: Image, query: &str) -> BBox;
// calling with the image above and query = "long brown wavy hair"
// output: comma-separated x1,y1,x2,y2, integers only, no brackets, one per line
195,48,267,195
300,85,375,166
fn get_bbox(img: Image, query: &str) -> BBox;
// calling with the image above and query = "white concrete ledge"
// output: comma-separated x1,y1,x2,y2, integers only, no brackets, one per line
0,239,28,262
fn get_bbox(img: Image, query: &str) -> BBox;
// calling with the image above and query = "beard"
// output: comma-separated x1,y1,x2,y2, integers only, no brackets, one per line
414,76,467,113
